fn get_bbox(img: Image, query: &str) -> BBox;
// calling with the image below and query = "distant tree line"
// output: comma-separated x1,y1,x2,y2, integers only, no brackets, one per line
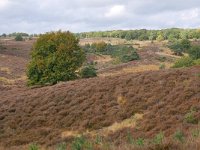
75,28,200,41
0,32,40,38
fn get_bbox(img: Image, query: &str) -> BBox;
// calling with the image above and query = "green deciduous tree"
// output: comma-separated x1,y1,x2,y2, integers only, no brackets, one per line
27,31,85,86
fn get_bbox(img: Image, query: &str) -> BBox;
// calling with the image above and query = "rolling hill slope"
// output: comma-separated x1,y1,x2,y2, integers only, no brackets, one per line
0,66,199,149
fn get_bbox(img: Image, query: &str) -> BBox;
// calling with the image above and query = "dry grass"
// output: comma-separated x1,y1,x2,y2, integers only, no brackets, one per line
99,63,174,77
0,67,11,74
0,75,26,85
0,77,14,84
99,65,160,77
61,113,143,139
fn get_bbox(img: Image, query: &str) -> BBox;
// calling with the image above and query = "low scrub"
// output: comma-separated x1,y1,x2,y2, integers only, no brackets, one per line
15,34,24,41
172,57,194,68
172,56,200,68
188,45,200,59
80,65,97,78
82,43,139,63
169,39,191,56
28,143,39,150
184,109,198,124
56,142,67,150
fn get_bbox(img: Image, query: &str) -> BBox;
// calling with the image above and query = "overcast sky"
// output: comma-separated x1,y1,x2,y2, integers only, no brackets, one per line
0,0,200,34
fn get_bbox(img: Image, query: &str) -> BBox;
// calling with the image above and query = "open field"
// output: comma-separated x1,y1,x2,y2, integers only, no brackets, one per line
0,38,200,149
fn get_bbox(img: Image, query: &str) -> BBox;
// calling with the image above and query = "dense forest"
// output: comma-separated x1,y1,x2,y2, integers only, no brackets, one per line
75,28,200,41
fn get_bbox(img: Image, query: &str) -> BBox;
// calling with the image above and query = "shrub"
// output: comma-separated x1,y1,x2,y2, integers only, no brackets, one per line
159,64,166,70
15,34,23,41
156,34,164,42
194,59,200,65
120,50,139,63
191,128,200,138
28,143,39,150
56,142,67,150
27,31,85,86
152,132,164,145
157,56,166,62
126,130,134,144
172,57,194,68
1,33,6,37
71,136,93,150
169,39,191,56
169,41,184,56
91,41,107,52
181,39,191,49
174,130,184,143
80,65,97,78
95,135,103,145
184,109,197,124
188,45,200,60
110,45,139,63
136,138,144,146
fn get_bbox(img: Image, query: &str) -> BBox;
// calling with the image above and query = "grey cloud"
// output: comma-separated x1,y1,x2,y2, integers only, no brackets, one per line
0,0,200,34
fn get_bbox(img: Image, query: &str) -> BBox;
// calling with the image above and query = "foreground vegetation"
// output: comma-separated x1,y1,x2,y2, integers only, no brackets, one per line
28,125,200,150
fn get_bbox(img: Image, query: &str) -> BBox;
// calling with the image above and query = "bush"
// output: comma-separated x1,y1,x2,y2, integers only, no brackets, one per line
27,31,85,86
28,143,39,150
82,43,139,63
109,45,139,63
15,34,23,41
184,109,197,124
159,64,166,70
180,39,191,50
80,65,97,78
157,56,166,62
136,138,144,146
191,128,200,138
152,132,164,145
56,142,67,150
120,50,139,63
172,57,194,68
91,42,107,52
126,130,134,144
71,136,93,150
174,130,184,143
194,59,200,65
169,39,191,56
169,41,183,56
188,45,200,60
